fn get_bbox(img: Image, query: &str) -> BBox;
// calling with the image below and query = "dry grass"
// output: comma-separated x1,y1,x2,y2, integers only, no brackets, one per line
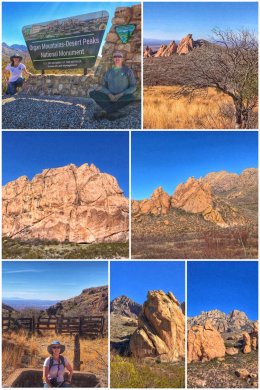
2,330,108,385
144,86,238,129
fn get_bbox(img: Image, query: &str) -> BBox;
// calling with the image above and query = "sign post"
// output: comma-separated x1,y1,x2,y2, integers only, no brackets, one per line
22,11,109,71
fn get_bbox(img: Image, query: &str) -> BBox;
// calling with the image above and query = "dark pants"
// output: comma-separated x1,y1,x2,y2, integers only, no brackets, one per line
6,77,24,95
89,90,135,113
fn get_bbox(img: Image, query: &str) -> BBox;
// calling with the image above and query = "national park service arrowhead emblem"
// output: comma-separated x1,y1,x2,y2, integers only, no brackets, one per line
115,24,136,43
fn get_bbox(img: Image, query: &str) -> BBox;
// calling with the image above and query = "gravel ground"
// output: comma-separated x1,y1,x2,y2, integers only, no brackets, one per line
2,94,141,129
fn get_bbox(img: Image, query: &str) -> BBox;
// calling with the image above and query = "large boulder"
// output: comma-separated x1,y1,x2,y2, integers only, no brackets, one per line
130,290,185,362
163,41,178,56
250,321,258,350
188,320,226,363
154,44,167,57
2,163,129,243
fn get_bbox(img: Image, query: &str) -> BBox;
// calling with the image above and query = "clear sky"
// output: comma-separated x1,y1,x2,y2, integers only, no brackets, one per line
110,261,185,304
3,1,139,50
132,131,258,200
2,131,129,197
188,261,258,320
144,2,258,41
2,261,108,300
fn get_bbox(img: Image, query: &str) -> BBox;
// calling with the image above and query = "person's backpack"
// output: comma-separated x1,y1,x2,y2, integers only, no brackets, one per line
49,355,65,370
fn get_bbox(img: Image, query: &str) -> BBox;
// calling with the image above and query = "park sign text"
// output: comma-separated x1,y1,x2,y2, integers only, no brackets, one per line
22,11,109,70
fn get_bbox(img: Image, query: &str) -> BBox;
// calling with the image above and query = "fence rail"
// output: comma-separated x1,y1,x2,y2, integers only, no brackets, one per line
2,313,105,338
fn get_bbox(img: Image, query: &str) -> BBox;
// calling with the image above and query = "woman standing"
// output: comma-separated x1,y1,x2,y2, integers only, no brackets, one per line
43,341,73,388
3,54,32,95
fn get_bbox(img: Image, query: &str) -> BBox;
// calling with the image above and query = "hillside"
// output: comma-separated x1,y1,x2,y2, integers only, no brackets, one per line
47,285,108,317
110,295,142,318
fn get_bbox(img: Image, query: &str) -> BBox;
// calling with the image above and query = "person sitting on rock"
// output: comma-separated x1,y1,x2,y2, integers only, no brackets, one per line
43,341,73,388
3,54,33,96
89,51,137,120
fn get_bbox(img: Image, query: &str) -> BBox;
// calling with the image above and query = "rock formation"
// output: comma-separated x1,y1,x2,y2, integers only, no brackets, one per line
2,163,129,243
177,34,194,55
188,309,253,333
154,44,167,57
242,331,252,353
144,46,153,58
250,321,258,350
110,295,142,319
188,320,226,363
130,290,185,362
153,41,178,57
132,168,257,228
132,186,171,216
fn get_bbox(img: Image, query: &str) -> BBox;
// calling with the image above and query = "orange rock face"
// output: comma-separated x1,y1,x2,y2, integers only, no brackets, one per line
154,44,167,57
143,46,153,58
177,33,194,55
188,320,226,363
132,186,171,216
163,41,178,56
2,163,129,243
130,290,185,362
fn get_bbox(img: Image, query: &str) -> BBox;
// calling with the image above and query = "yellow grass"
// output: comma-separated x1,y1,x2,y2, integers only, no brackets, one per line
144,86,237,129
2,330,108,385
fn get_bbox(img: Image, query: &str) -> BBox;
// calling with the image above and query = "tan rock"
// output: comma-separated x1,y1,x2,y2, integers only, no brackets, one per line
163,41,178,56
2,163,129,244
133,187,171,216
225,347,239,355
251,320,258,350
177,34,194,55
154,44,167,57
144,46,153,58
242,332,252,354
130,290,185,362
235,368,250,379
188,320,226,363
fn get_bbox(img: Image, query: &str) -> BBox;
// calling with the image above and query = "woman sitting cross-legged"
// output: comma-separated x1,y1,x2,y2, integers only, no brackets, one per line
89,51,137,120
3,54,32,96
43,341,73,388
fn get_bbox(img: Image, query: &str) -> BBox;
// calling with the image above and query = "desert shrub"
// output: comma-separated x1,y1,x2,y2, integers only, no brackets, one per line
111,355,185,388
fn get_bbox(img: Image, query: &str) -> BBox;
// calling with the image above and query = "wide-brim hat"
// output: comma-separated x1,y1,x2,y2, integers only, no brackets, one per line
113,51,123,58
47,341,65,354
10,54,23,61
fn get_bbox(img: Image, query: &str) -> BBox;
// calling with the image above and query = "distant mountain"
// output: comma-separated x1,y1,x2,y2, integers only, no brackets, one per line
3,299,57,310
110,295,142,318
47,285,108,317
2,42,29,61
188,309,254,333
2,303,17,314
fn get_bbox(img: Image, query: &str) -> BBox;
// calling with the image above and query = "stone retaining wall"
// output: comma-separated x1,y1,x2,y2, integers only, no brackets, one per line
20,4,141,97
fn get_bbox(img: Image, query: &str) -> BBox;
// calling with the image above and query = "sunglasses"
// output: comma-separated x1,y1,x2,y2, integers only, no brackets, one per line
113,56,122,58
52,346,61,349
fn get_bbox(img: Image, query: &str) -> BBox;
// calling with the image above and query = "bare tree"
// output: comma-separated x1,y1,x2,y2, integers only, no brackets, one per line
175,29,258,129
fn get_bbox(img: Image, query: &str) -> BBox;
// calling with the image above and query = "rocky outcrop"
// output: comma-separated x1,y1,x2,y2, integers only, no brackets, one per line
132,186,171,216
177,34,194,55
2,163,129,243
188,320,226,363
154,44,167,57
132,168,257,228
250,321,258,351
130,290,185,362
144,46,153,58
188,309,253,333
110,295,142,319
242,331,251,353
154,41,178,57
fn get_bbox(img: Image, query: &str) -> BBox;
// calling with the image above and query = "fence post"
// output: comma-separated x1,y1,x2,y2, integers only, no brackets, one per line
73,334,81,371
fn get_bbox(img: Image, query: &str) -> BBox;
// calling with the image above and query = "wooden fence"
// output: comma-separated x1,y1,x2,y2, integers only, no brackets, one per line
2,313,105,338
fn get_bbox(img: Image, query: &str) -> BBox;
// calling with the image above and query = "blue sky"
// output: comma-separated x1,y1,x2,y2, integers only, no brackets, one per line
2,261,108,300
144,2,258,41
110,261,185,304
132,131,258,200
2,131,129,197
188,261,258,320
3,1,139,52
